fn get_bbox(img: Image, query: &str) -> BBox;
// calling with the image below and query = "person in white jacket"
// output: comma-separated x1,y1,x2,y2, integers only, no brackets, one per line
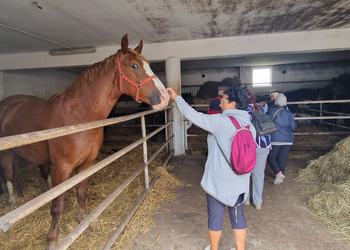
167,87,255,250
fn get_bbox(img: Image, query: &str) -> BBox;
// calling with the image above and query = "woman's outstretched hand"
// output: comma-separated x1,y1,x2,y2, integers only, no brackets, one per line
167,88,178,100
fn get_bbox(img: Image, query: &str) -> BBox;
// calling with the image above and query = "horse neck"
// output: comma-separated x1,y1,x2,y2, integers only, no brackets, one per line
54,66,122,120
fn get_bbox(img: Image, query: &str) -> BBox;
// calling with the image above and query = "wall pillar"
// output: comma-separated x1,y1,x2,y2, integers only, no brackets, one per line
165,57,185,155
0,72,4,101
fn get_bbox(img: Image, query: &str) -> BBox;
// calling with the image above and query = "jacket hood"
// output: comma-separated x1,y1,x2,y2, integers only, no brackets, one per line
222,109,251,125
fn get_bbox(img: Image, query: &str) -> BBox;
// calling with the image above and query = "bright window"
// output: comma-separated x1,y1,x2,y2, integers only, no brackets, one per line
252,68,272,87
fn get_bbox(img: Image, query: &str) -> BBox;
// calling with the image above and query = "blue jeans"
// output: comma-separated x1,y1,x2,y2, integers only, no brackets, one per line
268,145,291,175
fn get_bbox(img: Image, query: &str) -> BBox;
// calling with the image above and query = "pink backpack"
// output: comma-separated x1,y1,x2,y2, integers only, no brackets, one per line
215,116,256,175
229,116,257,175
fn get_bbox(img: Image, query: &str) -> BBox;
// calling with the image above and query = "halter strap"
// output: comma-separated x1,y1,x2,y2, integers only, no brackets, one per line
117,57,158,103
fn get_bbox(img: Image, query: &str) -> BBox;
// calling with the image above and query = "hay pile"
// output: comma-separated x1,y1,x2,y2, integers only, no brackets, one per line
290,125,347,159
0,139,182,249
295,136,350,242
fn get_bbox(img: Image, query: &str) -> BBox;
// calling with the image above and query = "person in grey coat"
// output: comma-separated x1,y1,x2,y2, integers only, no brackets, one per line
167,87,256,250
245,90,272,210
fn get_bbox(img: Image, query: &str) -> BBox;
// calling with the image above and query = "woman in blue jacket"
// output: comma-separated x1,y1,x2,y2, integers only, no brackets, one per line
267,94,297,185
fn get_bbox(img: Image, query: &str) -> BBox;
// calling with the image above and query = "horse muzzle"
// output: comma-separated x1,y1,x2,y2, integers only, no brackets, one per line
151,88,169,110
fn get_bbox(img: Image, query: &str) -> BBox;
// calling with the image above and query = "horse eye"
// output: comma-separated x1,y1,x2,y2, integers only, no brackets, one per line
131,64,138,69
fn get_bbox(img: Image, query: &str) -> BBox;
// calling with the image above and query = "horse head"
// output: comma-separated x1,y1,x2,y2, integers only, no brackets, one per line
116,34,169,110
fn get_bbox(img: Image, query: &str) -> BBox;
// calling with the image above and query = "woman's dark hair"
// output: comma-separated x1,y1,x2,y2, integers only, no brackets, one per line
224,87,248,110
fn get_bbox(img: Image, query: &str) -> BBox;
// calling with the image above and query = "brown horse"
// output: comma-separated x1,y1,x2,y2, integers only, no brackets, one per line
0,34,169,248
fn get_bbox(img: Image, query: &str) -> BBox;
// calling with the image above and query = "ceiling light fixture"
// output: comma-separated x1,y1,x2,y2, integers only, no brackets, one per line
49,46,96,55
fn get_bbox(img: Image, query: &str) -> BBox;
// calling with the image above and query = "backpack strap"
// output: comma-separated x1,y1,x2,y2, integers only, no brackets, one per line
272,107,284,120
229,116,250,130
228,116,241,129
214,136,231,168
214,116,242,168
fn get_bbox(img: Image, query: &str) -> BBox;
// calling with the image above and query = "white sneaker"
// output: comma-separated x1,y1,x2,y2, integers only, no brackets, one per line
243,201,250,206
205,244,235,250
274,174,285,185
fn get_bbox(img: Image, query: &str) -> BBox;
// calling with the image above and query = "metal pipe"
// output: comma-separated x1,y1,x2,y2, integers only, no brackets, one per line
55,163,147,250
294,131,350,135
101,174,160,250
0,106,172,151
0,23,72,49
141,115,149,189
0,134,147,234
294,115,350,120
297,108,350,116
287,99,350,105
290,147,332,151
0,111,173,234
56,138,173,249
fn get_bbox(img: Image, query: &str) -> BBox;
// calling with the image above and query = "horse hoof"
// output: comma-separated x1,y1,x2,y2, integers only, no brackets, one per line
9,200,16,208
46,242,57,250
84,225,93,235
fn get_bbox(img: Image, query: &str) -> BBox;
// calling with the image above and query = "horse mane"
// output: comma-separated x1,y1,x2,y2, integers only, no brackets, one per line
49,49,147,101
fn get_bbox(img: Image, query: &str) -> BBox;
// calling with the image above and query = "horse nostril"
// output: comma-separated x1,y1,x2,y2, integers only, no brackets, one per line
149,95,161,106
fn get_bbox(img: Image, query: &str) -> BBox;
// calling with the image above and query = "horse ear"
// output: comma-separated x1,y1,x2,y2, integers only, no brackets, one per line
121,34,129,54
134,40,143,54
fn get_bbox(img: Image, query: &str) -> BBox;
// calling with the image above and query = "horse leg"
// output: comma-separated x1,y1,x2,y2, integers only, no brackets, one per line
76,161,95,234
39,164,52,189
0,151,16,207
6,181,16,207
46,166,71,249
12,156,27,197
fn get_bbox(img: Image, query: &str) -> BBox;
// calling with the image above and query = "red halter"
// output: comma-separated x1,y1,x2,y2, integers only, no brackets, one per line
117,57,158,103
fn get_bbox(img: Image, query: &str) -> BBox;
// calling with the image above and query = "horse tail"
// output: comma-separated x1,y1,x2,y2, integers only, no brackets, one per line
13,156,26,197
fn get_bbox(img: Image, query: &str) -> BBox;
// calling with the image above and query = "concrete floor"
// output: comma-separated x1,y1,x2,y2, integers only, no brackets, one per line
132,153,350,250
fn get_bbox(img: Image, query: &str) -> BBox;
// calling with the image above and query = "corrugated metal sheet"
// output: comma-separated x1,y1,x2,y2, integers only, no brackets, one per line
182,80,333,97
243,80,333,96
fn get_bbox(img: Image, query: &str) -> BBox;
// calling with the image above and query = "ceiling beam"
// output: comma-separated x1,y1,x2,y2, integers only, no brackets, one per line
0,28,349,71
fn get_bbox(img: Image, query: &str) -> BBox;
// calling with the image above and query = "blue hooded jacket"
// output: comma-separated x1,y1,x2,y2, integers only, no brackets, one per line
268,105,297,144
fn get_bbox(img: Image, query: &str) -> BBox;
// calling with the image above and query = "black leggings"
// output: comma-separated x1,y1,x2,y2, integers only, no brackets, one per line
268,145,291,175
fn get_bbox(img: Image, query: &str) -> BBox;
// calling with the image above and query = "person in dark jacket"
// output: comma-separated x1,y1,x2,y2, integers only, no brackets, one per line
267,93,297,185
207,86,228,114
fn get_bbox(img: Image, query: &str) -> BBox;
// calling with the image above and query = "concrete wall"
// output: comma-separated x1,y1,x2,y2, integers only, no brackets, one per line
241,61,350,83
156,67,240,87
1,60,349,100
181,67,240,86
2,69,79,100
0,72,4,100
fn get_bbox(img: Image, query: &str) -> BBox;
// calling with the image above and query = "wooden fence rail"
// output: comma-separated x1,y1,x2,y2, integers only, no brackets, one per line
0,106,174,250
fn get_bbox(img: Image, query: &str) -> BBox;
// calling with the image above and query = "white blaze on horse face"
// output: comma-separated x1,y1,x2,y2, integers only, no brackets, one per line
142,61,169,109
